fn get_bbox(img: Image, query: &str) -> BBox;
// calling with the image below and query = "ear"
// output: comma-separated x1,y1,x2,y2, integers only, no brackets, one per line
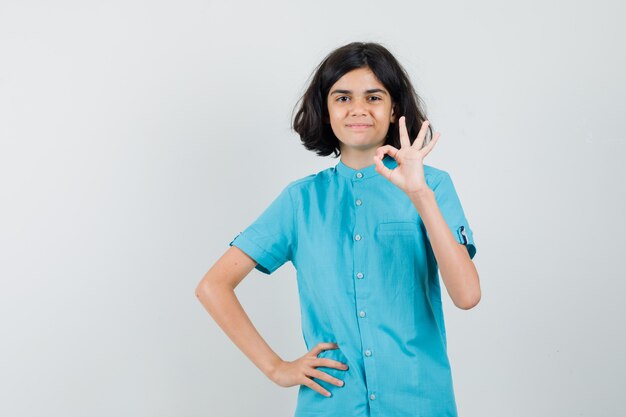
390,106,396,123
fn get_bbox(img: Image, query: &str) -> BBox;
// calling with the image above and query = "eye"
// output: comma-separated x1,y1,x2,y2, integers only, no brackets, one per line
368,96,382,101
336,96,350,103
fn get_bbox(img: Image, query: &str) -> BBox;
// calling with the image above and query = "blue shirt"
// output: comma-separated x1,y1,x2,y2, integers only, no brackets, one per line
229,154,477,417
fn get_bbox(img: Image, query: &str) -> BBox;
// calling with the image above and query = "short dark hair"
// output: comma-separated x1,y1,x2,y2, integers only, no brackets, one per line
292,41,433,158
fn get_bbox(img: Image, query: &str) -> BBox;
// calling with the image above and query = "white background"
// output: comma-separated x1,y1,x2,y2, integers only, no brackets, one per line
1,0,624,416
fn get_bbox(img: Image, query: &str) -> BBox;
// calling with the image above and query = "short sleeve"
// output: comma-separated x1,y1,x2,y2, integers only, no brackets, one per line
228,185,296,275
430,171,477,259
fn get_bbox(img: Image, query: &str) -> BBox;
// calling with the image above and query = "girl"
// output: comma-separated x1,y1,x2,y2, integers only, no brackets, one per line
196,41,480,417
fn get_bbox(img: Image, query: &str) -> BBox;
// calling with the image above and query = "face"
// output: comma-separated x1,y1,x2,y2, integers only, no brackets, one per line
327,66,395,152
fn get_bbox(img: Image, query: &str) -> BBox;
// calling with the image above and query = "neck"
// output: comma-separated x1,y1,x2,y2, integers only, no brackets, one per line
339,148,380,170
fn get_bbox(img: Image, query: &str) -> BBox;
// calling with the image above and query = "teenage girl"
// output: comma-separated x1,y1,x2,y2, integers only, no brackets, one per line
196,41,480,417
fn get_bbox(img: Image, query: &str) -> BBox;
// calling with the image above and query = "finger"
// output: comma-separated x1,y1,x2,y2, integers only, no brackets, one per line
373,144,399,179
309,368,345,387
301,377,332,397
314,358,349,370
398,116,411,148
419,132,440,157
412,120,430,149
373,154,393,180
311,342,338,357
374,144,399,160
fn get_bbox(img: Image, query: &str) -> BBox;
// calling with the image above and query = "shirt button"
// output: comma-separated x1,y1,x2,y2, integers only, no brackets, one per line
364,349,372,357
370,393,376,401
356,172,363,179
356,272,364,279
354,234,361,241
355,199,362,206
359,311,366,318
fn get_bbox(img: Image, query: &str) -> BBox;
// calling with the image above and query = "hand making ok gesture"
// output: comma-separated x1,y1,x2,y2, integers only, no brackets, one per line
373,116,440,196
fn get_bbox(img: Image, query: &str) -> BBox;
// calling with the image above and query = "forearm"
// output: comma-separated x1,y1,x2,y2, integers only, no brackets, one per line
408,188,480,309
197,283,283,379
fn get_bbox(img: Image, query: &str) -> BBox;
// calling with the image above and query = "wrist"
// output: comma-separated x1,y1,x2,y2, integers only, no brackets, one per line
406,187,433,200
407,188,435,215
265,356,284,382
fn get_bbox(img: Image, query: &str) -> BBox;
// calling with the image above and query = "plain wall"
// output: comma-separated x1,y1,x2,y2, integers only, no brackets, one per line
1,0,624,416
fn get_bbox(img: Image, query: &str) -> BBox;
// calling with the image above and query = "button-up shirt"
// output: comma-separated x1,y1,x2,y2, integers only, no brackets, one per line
229,154,477,417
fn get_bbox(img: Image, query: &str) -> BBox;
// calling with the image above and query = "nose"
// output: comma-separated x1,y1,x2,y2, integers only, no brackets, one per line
349,97,368,116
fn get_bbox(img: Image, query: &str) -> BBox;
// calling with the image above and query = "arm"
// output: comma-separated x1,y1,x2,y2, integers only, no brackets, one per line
194,246,283,379
195,246,348,396
408,188,481,310
373,116,480,310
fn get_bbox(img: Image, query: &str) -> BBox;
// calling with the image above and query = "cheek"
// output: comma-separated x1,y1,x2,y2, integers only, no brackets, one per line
327,108,343,126
376,110,391,123
379,107,394,123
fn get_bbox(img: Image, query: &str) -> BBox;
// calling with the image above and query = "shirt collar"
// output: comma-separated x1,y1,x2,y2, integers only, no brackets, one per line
335,154,397,180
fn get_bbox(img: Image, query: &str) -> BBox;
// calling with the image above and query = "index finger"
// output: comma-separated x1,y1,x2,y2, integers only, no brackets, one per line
311,342,339,356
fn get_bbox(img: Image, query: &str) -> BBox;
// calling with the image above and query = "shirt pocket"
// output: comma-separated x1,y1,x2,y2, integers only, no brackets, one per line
375,221,425,293
377,221,418,235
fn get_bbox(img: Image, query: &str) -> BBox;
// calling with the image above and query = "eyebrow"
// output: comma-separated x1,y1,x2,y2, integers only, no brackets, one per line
329,88,388,96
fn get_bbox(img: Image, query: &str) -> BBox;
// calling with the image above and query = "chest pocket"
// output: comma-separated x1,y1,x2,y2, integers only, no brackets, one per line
375,221,424,293
377,221,418,235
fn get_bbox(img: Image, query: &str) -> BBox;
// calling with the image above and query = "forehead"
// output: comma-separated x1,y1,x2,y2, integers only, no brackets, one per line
330,67,387,90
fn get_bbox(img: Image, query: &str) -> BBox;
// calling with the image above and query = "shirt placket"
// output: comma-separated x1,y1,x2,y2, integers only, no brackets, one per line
351,170,381,417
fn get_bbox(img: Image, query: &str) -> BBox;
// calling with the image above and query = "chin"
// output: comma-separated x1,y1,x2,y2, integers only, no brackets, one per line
348,136,385,146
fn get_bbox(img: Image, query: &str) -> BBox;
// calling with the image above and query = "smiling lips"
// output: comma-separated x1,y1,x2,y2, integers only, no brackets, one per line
346,123,372,129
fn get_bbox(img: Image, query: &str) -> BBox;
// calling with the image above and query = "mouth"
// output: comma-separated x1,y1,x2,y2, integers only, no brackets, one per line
346,124,373,129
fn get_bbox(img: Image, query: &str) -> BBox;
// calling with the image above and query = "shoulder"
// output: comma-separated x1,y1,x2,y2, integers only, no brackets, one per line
283,165,334,194
423,164,451,189
274,165,336,211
